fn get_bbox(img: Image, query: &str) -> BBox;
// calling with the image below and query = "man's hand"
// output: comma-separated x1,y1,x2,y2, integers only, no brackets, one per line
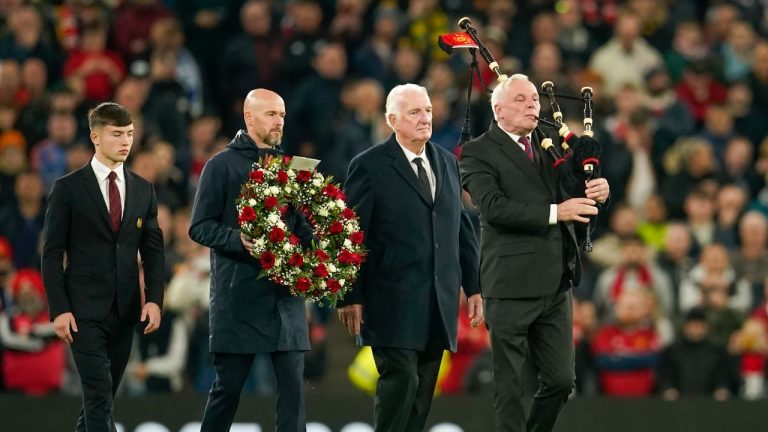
53,312,78,344
467,294,484,328
337,304,363,336
241,233,255,255
141,302,162,334
557,198,598,223
585,178,609,204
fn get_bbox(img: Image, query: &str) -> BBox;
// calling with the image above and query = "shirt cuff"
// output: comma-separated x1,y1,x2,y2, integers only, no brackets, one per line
549,204,558,225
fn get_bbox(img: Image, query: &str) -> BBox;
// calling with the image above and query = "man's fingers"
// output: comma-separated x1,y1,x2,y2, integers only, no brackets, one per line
467,300,476,320
353,315,361,335
70,318,78,333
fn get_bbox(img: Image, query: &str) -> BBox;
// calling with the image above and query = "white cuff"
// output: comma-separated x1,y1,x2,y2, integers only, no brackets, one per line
549,204,558,225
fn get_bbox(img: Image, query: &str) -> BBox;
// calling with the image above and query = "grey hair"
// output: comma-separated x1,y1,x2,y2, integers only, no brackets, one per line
490,73,531,121
385,83,429,129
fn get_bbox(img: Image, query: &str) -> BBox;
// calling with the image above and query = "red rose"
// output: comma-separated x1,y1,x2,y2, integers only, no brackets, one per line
338,249,353,264
277,170,289,184
282,155,292,165
288,253,304,267
238,207,257,224
315,249,329,261
350,231,364,245
341,208,356,219
264,196,279,209
268,226,285,243
322,184,338,197
296,171,312,183
313,263,328,278
295,277,311,292
326,278,341,293
351,253,362,266
335,191,347,201
289,234,300,245
250,170,265,183
328,221,343,234
260,251,276,269
279,205,288,217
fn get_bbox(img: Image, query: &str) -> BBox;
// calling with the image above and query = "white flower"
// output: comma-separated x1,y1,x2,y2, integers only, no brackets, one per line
317,208,329,217
268,213,280,224
288,169,295,177
319,240,329,249
283,242,292,251
284,186,292,194
274,258,282,267
319,280,326,289
327,201,336,209
339,279,346,287
255,238,266,248
327,263,337,273
269,186,280,195
312,178,323,187
345,222,356,234
343,239,352,248
335,199,346,209
277,221,286,230
248,199,257,206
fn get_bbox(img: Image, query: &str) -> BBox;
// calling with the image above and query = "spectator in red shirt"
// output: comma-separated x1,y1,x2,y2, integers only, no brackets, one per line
63,21,126,103
592,290,662,396
0,269,65,395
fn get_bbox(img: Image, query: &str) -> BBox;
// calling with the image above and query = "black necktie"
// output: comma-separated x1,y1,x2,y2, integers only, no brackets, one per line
412,157,432,203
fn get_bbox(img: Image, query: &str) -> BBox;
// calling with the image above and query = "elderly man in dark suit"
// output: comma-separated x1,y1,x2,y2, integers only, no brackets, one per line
189,88,314,432
337,83,482,432
42,102,165,432
460,74,610,432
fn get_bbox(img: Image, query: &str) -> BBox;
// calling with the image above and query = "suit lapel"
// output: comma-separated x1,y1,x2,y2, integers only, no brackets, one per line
534,135,557,200
82,165,114,232
117,170,135,237
385,136,433,206
426,142,445,205
488,123,550,194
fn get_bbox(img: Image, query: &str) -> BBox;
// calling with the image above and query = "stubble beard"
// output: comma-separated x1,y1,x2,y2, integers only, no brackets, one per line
264,132,282,147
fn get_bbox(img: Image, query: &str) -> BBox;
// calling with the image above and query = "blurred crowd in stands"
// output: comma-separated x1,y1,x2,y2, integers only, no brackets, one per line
2,0,768,402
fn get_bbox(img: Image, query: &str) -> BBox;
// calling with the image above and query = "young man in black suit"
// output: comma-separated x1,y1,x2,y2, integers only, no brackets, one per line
42,102,165,431
460,74,610,432
337,83,482,431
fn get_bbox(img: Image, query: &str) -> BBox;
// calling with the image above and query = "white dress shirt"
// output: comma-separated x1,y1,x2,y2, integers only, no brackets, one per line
397,141,436,200
91,157,126,217
500,128,558,225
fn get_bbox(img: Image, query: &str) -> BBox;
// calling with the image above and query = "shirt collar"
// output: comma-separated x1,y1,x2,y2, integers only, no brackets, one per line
396,140,428,165
500,127,532,146
91,157,125,182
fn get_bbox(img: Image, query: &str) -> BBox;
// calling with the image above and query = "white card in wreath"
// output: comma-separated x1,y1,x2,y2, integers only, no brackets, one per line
289,156,321,171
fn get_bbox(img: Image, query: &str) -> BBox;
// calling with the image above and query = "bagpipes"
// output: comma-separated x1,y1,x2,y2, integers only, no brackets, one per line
439,18,602,251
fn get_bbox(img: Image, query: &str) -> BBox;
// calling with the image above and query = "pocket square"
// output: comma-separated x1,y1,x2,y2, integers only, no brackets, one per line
136,217,143,229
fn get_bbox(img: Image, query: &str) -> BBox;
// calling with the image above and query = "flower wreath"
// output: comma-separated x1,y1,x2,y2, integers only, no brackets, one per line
236,154,366,304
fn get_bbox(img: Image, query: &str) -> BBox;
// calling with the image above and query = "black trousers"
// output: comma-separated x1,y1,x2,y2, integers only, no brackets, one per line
70,303,135,432
371,305,445,432
485,290,575,432
200,351,306,432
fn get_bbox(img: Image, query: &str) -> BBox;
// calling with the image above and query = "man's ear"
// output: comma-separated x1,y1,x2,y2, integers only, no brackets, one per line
388,113,397,130
90,129,99,146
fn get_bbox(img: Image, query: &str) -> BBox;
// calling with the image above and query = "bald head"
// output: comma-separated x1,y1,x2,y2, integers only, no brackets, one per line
243,89,285,148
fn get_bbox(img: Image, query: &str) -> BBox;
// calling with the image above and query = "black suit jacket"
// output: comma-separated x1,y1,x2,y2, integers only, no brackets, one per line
339,135,480,352
460,122,591,299
42,164,165,322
